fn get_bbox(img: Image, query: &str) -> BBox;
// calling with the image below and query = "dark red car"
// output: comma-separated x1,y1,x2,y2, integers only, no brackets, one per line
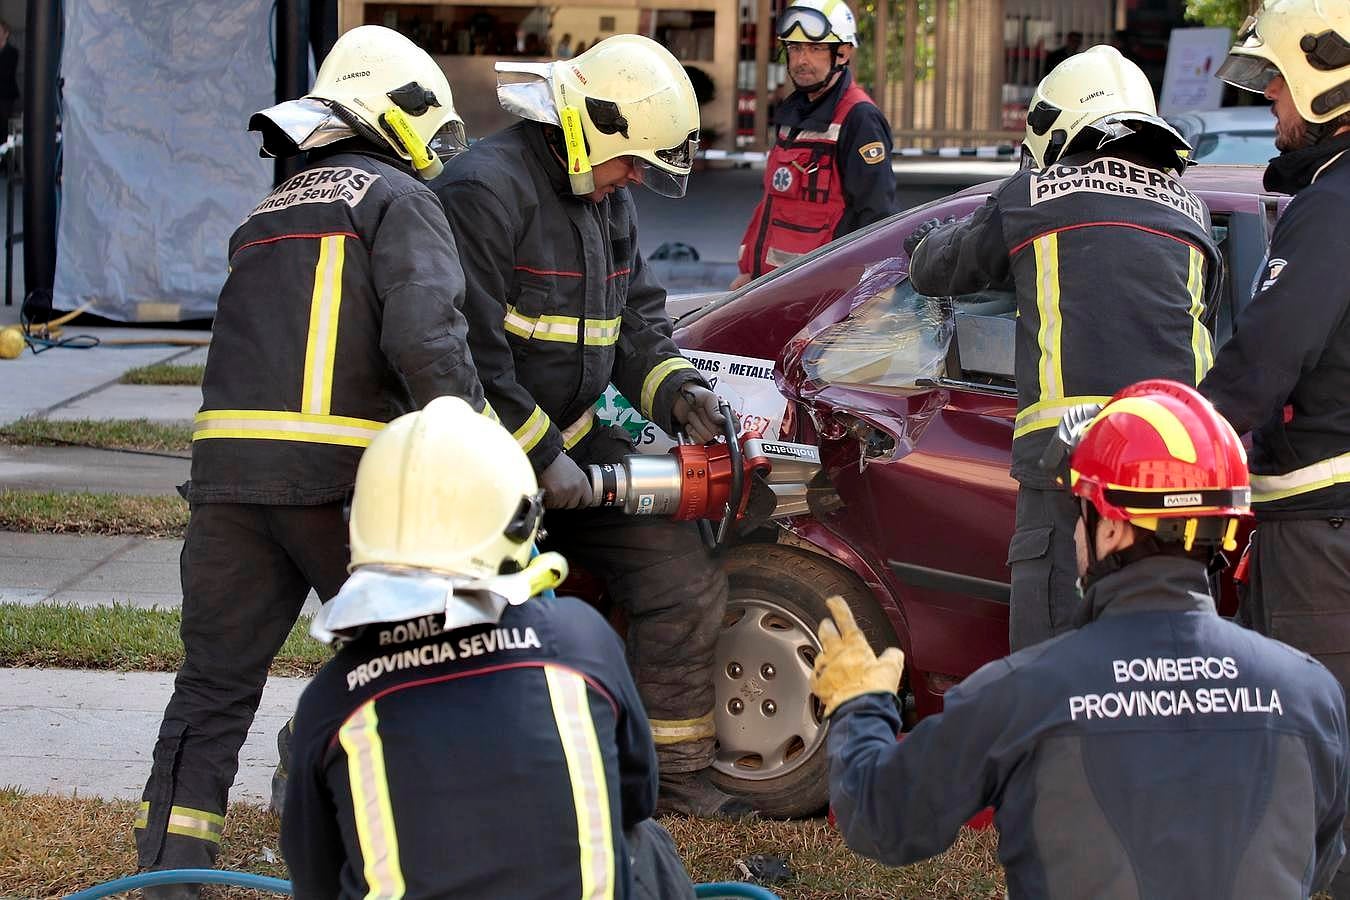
674,165,1287,817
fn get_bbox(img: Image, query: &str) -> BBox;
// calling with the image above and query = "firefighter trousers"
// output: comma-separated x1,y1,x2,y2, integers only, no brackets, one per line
1008,485,1086,652
135,501,350,870
1245,517,1350,896
543,504,727,772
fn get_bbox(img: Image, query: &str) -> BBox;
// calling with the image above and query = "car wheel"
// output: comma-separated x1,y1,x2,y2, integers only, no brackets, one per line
709,543,896,818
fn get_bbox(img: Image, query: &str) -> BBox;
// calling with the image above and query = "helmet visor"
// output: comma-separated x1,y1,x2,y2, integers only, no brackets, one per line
1216,52,1280,94
635,130,699,197
428,119,469,161
778,7,838,43
634,158,691,198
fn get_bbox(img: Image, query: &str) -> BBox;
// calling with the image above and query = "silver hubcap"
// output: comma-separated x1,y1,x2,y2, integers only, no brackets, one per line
712,595,826,782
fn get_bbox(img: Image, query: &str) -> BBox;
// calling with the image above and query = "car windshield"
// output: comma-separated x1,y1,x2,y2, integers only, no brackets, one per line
1191,131,1276,165
801,279,954,391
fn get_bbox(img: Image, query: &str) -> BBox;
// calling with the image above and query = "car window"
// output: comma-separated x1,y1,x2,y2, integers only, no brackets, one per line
800,279,953,391
798,207,1254,397
1192,131,1277,165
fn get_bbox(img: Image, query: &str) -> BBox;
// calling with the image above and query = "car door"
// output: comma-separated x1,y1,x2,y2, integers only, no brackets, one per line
778,197,1272,713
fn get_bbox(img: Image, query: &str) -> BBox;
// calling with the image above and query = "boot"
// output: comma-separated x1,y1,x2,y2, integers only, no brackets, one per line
656,769,756,820
269,719,293,817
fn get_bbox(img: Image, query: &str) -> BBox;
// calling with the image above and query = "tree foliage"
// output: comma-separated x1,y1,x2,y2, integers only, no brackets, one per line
1184,0,1257,32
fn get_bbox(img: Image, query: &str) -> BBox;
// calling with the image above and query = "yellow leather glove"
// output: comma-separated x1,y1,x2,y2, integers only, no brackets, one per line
810,596,905,717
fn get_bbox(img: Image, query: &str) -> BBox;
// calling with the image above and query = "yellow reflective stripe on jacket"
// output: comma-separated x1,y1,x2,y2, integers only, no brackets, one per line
650,712,716,745
1186,247,1214,384
513,405,551,453
1033,233,1064,403
481,399,499,423
1013,395,1113,440
133,801,225,844
640,357,698,420
1251,451,1350,504
584,316,623,346
504,307,622,347
194,410,385,448
545,665,616,900
302,234,346,415
562,409,595,450
339,702,406,900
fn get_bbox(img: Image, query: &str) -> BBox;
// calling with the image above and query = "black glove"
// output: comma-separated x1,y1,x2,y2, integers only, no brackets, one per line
540,453,594,510
674,384,727,444
903,216,953,258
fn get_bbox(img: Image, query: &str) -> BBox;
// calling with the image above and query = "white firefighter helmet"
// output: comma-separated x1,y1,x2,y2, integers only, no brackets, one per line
496,34,700,197
1218,0,1350,125
1022,44,1192,171
777,0,859,46
302,25,466,180
348,396,544,579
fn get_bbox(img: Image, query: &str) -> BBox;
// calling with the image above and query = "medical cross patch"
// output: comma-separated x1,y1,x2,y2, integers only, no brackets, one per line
771,166,794,192
858,141,886,165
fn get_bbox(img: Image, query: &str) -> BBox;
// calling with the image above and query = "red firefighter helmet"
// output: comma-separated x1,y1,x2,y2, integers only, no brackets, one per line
1067,380,1251,551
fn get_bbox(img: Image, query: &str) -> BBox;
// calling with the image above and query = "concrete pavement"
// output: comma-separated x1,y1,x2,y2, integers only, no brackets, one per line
0,323,316,806
1,668,306,804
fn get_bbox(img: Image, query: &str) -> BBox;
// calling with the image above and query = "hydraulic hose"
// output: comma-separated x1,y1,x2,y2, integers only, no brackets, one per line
64,868,292,899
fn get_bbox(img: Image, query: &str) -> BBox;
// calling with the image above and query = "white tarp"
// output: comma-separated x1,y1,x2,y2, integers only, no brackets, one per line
54,0,274,321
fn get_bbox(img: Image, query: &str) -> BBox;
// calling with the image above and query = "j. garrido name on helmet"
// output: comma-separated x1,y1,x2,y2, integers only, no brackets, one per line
249,166,382,218
1028,156,1205,226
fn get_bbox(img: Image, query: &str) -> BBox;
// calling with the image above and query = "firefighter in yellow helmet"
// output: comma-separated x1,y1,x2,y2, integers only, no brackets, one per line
731,0,896,289
134,26,487,895
907,45,1224,652
1199,3,1350,893
283,397,697,900
432,36,751,819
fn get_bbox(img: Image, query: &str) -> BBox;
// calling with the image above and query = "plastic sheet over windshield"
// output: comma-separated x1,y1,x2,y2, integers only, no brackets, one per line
799,259,953,392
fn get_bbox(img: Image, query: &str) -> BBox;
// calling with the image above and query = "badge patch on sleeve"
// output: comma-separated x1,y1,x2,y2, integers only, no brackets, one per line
858,141,887,165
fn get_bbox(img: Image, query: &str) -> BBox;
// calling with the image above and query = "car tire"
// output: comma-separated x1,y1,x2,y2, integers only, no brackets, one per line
709,542,896,819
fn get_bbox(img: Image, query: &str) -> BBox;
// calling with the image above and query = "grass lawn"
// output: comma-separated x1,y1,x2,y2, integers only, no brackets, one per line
0,789,1006,899
0,418,192,453
0,490,188,538
119,363,206,386
0,603,327,677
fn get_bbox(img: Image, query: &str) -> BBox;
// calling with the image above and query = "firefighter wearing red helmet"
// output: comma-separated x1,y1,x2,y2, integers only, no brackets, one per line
811,381,1349,899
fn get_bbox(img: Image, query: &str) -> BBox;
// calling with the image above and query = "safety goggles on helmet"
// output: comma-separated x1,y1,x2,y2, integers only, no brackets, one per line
778,6,841,43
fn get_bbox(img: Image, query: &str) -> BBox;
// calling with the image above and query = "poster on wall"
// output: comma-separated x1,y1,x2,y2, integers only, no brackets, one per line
1160,27,1233,116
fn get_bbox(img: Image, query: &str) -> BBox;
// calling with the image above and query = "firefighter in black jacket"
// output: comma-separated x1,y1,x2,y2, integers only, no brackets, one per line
1200,3,1350,892
907,45,1222,651
731,0,897,289
433,35,745,818
812,381,1350,899
284,397,695,900
135,27,486,892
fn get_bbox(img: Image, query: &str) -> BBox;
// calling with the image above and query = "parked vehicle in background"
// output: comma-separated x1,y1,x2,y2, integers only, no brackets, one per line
648,165,1288,818
1167,106,1277,165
